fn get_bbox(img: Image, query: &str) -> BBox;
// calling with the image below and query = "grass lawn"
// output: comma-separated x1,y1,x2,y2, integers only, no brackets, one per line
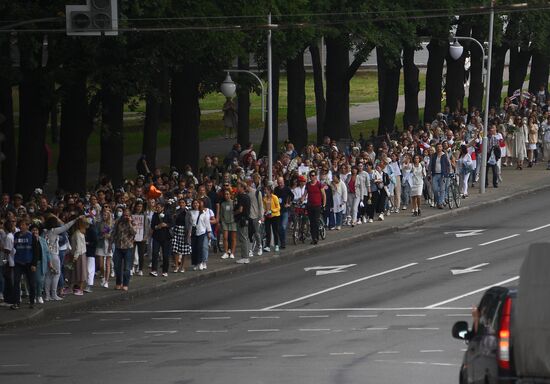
11,70,428,169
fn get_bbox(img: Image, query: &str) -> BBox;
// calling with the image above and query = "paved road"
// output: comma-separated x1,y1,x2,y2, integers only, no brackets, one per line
1,189,549,384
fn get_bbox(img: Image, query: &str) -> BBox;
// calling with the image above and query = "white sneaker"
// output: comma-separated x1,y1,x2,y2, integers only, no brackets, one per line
402,206,407,210
362,216,367,223
52,295,63,301
198,263,204,271
248,250,253,258
162,272,168,277
356,220,362,226
378,213,385,221
149,271,158,277
336,226,341,230
221,252,229,259
263,246,271,252
229,253,235,259
236,258,250,264
257,248,262,256
368,219,374,223
275,245,280,252
202,262,208,270
37,297,44,304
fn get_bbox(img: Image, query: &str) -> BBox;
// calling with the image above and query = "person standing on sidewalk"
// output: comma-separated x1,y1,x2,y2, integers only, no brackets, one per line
70,217,89,296
330,174,347,230
274,176,293,249
218,190,237,260
247,175,264,257
186,199,211,271
262,185,281,252
30,223,51,305
302,170,326,245
234,182,251,264
542,115,550,169
84,216,98,293
112,208,136,291
11,218,39,309
430,143,451,209
150,202,173,277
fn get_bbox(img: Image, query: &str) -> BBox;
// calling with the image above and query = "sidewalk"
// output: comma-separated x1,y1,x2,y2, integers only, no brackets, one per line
3,164,550,328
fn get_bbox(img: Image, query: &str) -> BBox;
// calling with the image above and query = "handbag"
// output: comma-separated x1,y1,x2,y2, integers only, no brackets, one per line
191,212,202,236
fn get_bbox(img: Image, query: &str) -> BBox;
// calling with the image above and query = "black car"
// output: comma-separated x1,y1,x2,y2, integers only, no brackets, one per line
452,286,515,384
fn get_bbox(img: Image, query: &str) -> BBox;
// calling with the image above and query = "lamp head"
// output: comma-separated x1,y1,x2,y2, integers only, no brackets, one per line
220,73,236,98
449,40,464,60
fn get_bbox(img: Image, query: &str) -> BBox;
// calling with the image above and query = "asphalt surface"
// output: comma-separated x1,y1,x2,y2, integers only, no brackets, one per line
1,189,549,384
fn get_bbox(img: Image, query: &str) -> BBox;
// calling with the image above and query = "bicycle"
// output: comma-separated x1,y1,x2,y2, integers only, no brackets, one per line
445,173,461,209
290,203,310,245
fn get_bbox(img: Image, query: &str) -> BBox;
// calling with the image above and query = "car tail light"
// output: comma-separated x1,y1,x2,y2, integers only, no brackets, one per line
498,296,512,370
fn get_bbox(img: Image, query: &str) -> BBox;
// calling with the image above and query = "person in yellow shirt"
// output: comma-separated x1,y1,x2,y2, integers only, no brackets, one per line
262,186,281,252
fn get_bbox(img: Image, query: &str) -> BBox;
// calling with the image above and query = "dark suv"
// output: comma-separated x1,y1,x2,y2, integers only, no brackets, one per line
452,286,516,384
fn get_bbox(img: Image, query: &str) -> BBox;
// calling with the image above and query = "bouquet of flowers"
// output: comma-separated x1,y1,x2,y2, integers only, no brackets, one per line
506,124,517,135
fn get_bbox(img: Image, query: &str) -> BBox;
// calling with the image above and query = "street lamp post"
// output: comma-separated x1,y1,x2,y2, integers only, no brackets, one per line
221,13,274,186
449,3,494,194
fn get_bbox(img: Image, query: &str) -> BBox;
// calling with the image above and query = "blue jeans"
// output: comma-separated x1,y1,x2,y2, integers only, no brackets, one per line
113,248,132,287
34,260,45,299
432,174,446,205
191,234,207,266
334,211,343,227
279,210,289,247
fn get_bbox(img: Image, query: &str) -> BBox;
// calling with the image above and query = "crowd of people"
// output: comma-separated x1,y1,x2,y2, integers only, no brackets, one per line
1,89,549,310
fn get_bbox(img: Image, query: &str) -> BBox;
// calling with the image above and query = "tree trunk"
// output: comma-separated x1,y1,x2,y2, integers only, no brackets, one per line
50,101,59,144
528,51,549,95
58,72,92,194
16,70,50,197
424,39,446,124
237,56,250,146
159,66,171,123
377,46,402,135
171,67,201,171
445,21,470,113
310,41,326,145
489,43,508,109
99,87,124,188
323,36,351,140
403,46,420,129
260,57,280,158
507,44,531,96
286,50,308,152
468,24,484,111
142,85,160,172
0,79,16,194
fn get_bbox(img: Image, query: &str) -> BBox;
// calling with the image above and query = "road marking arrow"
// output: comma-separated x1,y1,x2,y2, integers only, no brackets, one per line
304,264,357,276
451,263,489,276
444,229,486,238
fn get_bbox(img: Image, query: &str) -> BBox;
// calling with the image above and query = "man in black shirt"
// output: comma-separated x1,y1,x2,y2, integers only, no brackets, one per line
234,182,251,264
274,176,293,249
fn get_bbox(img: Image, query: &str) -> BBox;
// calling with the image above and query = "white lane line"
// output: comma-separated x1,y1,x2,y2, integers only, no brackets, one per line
282,354,307,358
426,248,472,261
90,307,469,314
420,350,444,353
250,316,280,319
396,314,426,317
92,331,125,335
365,327,388,331
231,356,257,360
262,263,419,310
118,360,147,364
152,317,182,320
298,315,329,318
408,327,439,330
425,276,520,309
431,362,459,367
330,352,356,356
200,316,231,320
347,314,378,318
39,332,72,335
479,234,520,246
527,223,550,232
299,328,331,332
405,361,427,365
247,329,280,332
196,330,228,333
446,314,470,317
0,364,30,368
100,318,131,321
378,351,400,354
144,330,177,334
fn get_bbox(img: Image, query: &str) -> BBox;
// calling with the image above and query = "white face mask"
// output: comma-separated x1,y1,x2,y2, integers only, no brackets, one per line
116,211,122,218
159,213,165,219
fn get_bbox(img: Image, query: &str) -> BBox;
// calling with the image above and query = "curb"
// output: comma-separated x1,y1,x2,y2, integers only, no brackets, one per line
2,182,550,329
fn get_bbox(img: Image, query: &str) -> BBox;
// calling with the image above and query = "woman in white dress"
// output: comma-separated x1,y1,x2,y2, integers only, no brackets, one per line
410,154,426,216
527,116,539,167
457,144,474,198
514,116,528,170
